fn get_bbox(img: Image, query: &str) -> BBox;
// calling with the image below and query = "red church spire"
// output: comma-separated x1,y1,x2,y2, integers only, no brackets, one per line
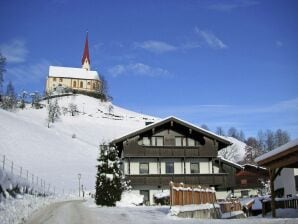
81,32,91,69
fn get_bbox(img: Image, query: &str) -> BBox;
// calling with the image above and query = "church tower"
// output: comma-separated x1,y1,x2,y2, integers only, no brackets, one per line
82,32,91,71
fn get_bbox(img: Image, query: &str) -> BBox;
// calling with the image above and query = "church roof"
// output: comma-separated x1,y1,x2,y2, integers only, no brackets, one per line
48,66,100,80
81,32,90,65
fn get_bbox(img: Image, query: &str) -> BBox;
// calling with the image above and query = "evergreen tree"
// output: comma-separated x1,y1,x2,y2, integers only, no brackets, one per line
2,81,17,110
0,53,6,95
95,144,130,206
47,98,61,128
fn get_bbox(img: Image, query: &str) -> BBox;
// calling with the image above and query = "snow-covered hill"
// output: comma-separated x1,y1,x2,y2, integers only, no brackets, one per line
218,136,247,162
0,94,157,193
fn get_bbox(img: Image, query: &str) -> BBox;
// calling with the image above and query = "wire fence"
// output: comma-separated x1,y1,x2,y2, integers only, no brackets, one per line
0,153,56,195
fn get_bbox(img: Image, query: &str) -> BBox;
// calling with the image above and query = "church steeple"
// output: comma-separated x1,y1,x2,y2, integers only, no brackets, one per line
82,32,91,71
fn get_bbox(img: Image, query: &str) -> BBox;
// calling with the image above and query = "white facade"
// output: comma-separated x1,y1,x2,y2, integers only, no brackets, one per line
275,168,298,197
46,66,101,94
124,158,218,175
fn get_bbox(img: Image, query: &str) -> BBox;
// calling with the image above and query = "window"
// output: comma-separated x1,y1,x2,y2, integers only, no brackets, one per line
93,83,96,89
188,138,195,147
175,137,182,146
87,81,90,85
175,137,187,146
156,137,164,146
143,137,150,146
241,179,247,185
53,77,56,81
59,78,63,82
80,81,83,88
190,163,199,174
140,163,149,174
166,162,174,174
73,81,76,87
151,136,164,146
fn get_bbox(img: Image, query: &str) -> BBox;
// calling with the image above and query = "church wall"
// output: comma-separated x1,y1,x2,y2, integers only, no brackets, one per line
46,77,101,94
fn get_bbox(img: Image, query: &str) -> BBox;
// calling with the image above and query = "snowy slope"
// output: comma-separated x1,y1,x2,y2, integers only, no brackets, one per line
219,136,247,162
0,94,157,193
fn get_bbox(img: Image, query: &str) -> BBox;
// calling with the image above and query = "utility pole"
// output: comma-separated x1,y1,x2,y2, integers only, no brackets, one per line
78,173,81,197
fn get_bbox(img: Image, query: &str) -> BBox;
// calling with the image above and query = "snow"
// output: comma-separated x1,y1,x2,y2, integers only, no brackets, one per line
170,203,220,215
220,136,247,162
0,194,65,224
217,156,243,169
221,210,245,219
0,94,157,193
49,66,100,80
154,190,170,199
81,201,298,224
255,139,298,163
116,191,144,207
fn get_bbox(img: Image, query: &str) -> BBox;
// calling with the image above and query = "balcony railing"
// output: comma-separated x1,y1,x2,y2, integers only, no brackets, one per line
126,173,229,188
124,146,217,157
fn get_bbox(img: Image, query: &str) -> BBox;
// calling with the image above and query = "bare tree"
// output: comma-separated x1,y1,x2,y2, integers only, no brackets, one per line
265,130,275,152
274,129,290,147
68,103,78,116
201,124,209,131
216,127,225,136
218,144,240,162
243,137,262,164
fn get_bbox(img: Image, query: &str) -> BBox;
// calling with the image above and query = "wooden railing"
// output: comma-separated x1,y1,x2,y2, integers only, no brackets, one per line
262,197,298,216
169,182,216,206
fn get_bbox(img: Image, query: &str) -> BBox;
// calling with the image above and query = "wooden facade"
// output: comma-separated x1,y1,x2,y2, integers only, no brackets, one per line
111,117,243,204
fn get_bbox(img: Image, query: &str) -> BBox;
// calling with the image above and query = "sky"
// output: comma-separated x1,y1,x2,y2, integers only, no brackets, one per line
0,0,297,138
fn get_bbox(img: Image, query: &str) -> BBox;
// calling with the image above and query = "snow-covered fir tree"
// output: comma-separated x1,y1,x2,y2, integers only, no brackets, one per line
47,98,61,128
95,144,130,206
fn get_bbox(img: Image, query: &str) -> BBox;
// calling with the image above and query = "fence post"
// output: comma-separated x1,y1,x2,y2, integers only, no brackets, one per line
2,155,5,170
192,187,194,204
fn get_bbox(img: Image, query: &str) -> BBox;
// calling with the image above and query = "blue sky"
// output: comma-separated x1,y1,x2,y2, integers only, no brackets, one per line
0,0,297,138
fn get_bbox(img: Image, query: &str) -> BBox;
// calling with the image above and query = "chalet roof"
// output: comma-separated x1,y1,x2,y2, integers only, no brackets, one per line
216,156,243,170
48,66,100,80
255,139,298,168
111,116,232,150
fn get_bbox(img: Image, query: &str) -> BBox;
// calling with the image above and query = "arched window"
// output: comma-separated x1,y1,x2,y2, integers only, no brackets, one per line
73,81,76,87
80,81,83,88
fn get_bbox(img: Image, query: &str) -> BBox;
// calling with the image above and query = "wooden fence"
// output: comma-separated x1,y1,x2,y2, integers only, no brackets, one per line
218,200,242,213
169,182,216,206
262,197,298,216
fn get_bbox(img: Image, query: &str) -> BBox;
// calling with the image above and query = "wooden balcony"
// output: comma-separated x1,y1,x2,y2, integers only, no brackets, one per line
124,146,217,157
126,173,229,188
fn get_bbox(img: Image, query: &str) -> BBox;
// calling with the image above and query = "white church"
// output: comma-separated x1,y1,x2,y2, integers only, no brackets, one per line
45,33,101,95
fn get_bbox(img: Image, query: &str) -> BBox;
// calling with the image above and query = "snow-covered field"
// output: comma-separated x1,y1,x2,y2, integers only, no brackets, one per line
0,94,157,193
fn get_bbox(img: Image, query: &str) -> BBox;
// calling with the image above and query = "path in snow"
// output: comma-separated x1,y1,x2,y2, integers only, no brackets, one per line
25,200,298,224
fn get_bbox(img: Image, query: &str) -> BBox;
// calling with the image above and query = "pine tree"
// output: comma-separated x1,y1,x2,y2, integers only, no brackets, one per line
0,53,6,95
95,144,130,206
47,98,61,128
1,81,17,110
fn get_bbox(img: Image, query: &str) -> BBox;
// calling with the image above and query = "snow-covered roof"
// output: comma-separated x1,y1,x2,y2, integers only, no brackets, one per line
255,139,298,163
216,156,243,169
111,116,232,149
48,66,100,80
